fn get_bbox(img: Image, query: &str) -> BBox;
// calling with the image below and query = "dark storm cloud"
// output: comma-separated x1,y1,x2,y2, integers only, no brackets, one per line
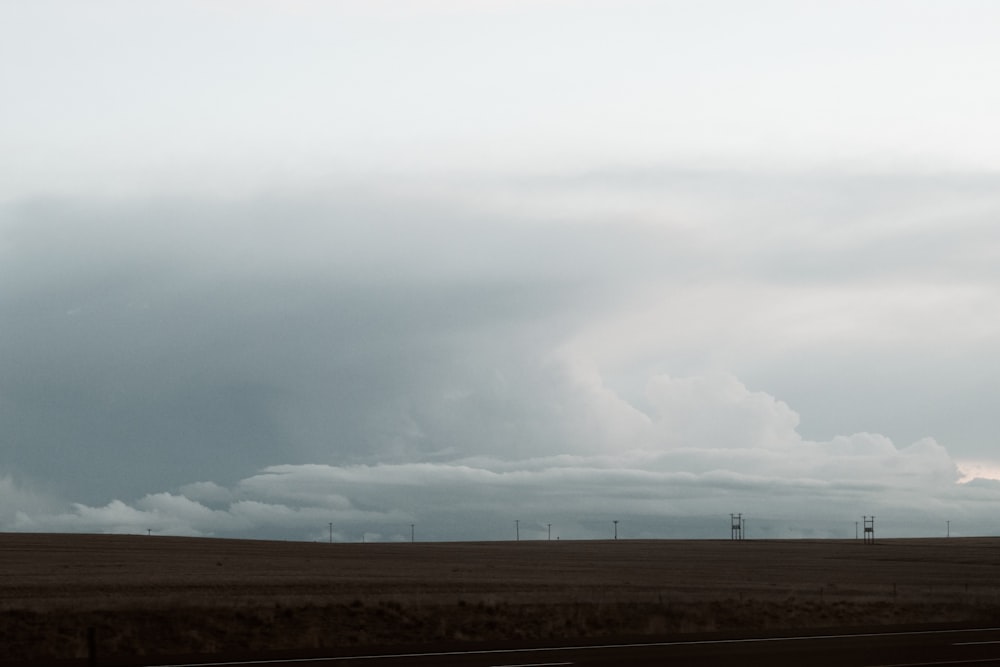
2,165,999,540
0,192,664,502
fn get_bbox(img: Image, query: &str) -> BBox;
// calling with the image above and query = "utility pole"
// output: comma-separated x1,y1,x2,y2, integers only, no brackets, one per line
329,522,333,544
613,520,619,540
547,523,552,541
947,520,950,538
515,519,520,541
855,521,859,540
410,524,415,543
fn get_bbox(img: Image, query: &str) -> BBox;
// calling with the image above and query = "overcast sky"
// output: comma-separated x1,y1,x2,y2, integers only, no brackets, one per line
2,0,999,541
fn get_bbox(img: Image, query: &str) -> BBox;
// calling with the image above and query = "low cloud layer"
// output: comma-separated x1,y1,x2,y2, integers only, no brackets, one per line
7,371,996,541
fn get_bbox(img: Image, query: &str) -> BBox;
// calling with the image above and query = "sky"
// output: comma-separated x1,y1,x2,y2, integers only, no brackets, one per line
1,0,999,542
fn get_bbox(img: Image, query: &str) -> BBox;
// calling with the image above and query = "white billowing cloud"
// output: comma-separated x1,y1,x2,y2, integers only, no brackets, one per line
644,373,800,451
408,352,656,462
237,467,355,509
16,495,237,537
35,499,196,536
138,493,236,530
177,481,234,507
5,371,993,541
15,488,409,540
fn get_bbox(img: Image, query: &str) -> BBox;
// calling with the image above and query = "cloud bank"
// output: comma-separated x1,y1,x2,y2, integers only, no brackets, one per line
6,371,995,542
2,168,999,540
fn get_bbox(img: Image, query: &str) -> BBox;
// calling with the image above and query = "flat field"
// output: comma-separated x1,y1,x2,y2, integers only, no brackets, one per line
3,534,1000,662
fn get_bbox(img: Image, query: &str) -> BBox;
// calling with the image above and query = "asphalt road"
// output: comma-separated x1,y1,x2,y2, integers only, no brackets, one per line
134,626,1000,667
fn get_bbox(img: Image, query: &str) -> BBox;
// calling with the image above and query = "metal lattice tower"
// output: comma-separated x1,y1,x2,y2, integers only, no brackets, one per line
863,515,876,545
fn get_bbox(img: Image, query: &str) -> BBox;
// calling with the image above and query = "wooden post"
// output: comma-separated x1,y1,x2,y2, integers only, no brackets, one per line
88,626,97,667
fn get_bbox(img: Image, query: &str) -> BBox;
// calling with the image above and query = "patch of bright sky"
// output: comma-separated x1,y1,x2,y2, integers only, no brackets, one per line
957,461,1000,483
3,1,1000,200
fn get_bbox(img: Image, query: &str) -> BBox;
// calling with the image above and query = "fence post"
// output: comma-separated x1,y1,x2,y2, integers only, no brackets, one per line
88,627,97,667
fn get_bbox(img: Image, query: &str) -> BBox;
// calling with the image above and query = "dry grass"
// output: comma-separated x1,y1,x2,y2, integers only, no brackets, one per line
4,534,1000,662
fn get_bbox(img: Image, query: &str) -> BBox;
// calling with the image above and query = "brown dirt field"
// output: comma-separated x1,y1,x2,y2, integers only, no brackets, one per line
4,534,1000,663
